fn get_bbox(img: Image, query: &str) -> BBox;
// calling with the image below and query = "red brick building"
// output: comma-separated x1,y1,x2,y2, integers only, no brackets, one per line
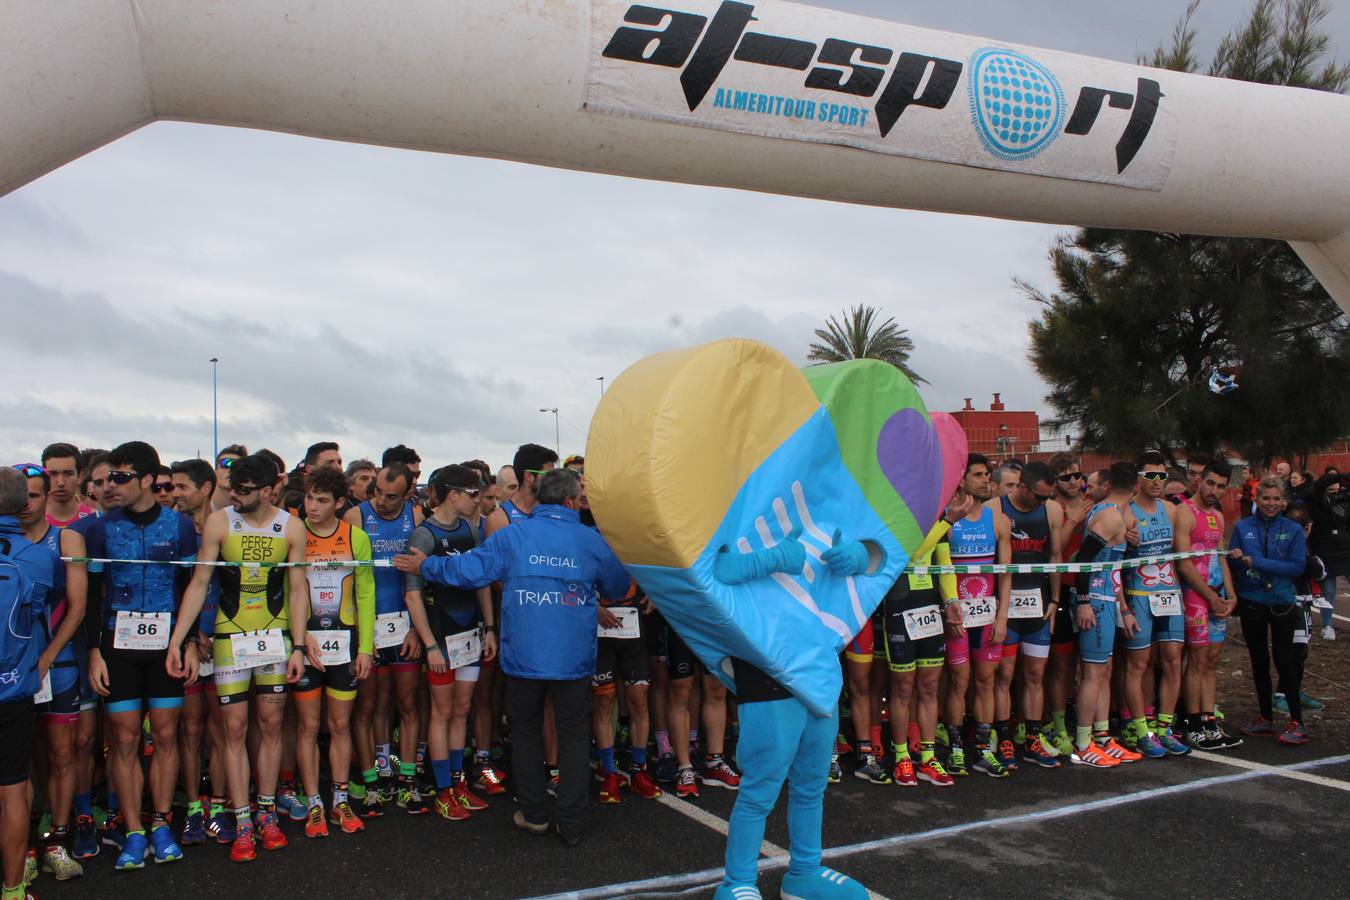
950,394,1039,459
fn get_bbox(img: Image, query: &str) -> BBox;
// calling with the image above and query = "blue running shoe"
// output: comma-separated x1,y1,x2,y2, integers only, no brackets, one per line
713,884,762,900
71,815,99,860
180,811,207,846
276,789,307,822
655,753,678,785
780,867,868,900
114,831,149,871
1157,729,1191,756
207,809,236,845
1300,691,1325,711
1273,693,1290,716
1135,733,1167,759
149,825,183,864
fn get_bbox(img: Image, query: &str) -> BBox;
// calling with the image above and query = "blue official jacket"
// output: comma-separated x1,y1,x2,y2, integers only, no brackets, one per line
0,516,53,702
1231,513,1307,606
416,504,630,680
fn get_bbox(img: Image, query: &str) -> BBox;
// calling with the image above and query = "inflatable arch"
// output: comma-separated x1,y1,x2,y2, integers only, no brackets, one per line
4,0,1350,308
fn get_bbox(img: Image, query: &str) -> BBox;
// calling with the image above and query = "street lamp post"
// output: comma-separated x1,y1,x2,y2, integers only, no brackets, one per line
210,357,219,460
596,376,605,397
539,407,560,459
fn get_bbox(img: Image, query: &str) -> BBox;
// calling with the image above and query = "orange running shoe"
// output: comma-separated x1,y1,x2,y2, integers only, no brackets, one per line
1069,744,1120,768
257,811,288,850
329,802,365,834
304,805,328,839
452,781,489,811
1102,738,1142,763
434,789,470,821
892,757,917,786
229,828,257,863
598,772,623,804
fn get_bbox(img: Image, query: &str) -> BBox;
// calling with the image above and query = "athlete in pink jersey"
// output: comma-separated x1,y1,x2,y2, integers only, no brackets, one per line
1175,461,1240,750
41,443,95,527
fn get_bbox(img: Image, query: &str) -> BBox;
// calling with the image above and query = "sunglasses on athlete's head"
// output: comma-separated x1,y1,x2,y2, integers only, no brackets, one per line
12,463,45,478
1056,472,1082,483
107,471,142,486
454,486,482,498
1138,471,1169,482
216,457,237,469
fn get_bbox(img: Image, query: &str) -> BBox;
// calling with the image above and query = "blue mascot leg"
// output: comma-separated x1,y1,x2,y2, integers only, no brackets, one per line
719,698,804,894
779,702,869,900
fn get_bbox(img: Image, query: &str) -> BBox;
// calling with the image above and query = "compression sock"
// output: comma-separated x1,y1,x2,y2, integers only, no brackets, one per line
1075,725,1092,752
307,794,322,810
399,762,417,785
631,746,648,768
1093,722,1110,746
362,766,379,788
1158,712,1175,733
279,768,296,790
107,790,120,814
376,743,392,776
449,749,465,781
75,792,93,818
1023,718,1042,744
332,782,349,806
1131,716,1149,740
893,742,909,762
995,719,1013,745
598,746,616,775
870,725,883,752
656,730,673,757
234,806,252,831
919,741,936,764
416,740,427,769
209,796,226,817
186,798,203,817
257,794,276,814
432,758,453,791
1051,710,1067,735
974,722,992,751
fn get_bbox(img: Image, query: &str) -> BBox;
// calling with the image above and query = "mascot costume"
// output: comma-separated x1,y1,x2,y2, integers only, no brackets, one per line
587,339,966,899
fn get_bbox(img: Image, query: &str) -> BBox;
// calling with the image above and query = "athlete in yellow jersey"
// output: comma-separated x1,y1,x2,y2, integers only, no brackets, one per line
292,468,374,838
167,454,311,864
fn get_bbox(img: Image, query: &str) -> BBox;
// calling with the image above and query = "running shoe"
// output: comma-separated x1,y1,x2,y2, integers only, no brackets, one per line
41,844,83,881
827,754,842,784
917,758,954,787
208,809,237,844
946,746,969,777
1321,625,1336,641
1157,729,1191,756
546,767,560,797
513,810,549,835
1135,733,1167,759
149,825,183,863
780,866,867,900
1301,691,1325,711
100,813,126,850
71,815,99,860
399,784,429,815
1239,716,1275,737
627,767,662,800
892,757,917,786
1048,729,1075,758
702,757,741,791
1022,735,1062,769
180,809,207,846
1213,704,1226,721
997,739,1019,771
1210,723,1243,749
598,772,623,804
1187,725,1220,751
22,848,36,886
1278,722,1310,745
276,787,307,822
712,884,761,900
434,789,470,821
358,785,385,818
452,780,489,811
229,827,256,863
257,811,288,851
330,801,365,833
835,733,853,756
1070,744,1120,768
675,766,700,799
971,748,1010,778
854,754,892,785
655,753,678,785
1101,738,1142,763
1273,693,1290,716
474,763,508,795
304,805,328,839
114,831,149,871
347,780,367,801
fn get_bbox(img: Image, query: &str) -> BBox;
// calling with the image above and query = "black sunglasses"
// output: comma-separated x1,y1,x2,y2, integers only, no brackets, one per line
230,483,261,496
154,482,174,493
1056,472,1082,482
107,471,141,485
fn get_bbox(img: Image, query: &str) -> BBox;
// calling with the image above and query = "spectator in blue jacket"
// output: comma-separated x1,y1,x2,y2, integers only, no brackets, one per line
394,467,629,845
0,466,52,900
1230,476,1309,744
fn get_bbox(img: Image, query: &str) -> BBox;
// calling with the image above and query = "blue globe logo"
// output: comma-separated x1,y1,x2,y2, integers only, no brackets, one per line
968,47,1066,161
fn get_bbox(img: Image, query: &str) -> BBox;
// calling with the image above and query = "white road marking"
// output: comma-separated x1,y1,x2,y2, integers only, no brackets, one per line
524,753,1350,900
1189,749,1350,792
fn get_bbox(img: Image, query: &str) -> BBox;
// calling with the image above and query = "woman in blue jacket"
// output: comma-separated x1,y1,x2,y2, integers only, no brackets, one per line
1230,477,1309,744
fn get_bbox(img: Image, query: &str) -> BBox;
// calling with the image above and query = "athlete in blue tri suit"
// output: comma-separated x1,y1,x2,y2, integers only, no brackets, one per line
81,443,197,869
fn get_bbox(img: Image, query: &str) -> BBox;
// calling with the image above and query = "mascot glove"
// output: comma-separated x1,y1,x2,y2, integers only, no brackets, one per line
714,528,806,585
821,529,870,576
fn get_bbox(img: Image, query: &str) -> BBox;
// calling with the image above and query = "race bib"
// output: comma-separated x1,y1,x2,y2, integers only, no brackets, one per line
598,607,641,639
1312,594,1334,610
961,596,995,628
113,610,171,651
197,657,214,678
1008,589,1043,620
1149,590,1182,617
310,629,352,666
33,672,52,704
445,628,483,669
375,612,410,649
230,629,287,668
902,605,943,640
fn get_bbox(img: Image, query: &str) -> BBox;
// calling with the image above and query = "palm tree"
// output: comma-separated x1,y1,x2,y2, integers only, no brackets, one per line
807,304,927,385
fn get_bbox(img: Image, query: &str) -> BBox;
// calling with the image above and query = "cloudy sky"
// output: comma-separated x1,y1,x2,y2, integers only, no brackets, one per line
2,1,1346,471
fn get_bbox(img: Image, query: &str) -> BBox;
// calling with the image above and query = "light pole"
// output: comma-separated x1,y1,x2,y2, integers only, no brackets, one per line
596,376,605,397
539,407,559,459
210,357,219,460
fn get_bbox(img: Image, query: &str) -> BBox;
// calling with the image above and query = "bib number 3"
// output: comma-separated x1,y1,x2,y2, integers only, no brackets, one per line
375,612,410,649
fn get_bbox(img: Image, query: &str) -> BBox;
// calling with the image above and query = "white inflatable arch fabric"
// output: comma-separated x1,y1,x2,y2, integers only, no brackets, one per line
4,0,1350,309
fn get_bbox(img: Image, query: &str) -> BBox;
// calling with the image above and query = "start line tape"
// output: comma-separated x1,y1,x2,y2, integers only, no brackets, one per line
61,548,1224,575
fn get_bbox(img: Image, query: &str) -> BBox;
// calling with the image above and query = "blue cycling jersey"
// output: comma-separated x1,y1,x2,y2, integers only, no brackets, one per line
82,505,197,629
359,500,416,615
36,526,80,688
